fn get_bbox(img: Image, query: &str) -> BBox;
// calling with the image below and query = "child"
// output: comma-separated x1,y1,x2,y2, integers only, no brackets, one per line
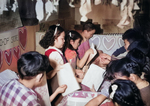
112,28,144,58
39,25,67,105
105,50,150,106
103,79,144,106
64,30,94,69
77,22,96,59
0,51,67,105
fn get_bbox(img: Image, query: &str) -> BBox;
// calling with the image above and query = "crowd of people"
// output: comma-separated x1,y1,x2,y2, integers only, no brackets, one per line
0,22,150,106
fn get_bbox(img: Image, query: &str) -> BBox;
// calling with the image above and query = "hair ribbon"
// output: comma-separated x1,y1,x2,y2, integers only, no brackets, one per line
54,24,60,36
110,84,118,99
69,32,72,37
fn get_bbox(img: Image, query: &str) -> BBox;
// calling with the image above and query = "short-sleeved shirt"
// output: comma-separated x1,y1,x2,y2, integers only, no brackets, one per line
45,46,66,65
140,84,150,106
77,40,90,59
0,79,40,106
65,48,77,69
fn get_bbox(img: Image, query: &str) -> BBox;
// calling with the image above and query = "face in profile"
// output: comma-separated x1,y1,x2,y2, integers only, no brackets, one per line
54,31,65,49
85,29,96,39
124,39,130,50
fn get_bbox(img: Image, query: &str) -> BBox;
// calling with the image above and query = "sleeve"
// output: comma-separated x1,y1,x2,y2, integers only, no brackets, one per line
112,46,126,56
98,81,111,97
49,51,64,65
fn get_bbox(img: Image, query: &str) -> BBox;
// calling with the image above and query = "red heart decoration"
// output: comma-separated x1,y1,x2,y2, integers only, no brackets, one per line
4,49,12,66
19,27,27,50
13,46,21,60
0,49,3,69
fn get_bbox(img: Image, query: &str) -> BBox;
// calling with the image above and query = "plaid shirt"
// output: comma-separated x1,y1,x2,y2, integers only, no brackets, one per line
0,79,40,106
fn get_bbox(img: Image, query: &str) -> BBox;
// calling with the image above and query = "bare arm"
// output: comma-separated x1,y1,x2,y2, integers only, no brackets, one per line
77,48,94,68
50,84,67,102
85,94,107,106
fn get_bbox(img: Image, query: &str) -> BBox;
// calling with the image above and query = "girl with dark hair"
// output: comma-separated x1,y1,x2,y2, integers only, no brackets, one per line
64,30,93,69
39,25,67,105
108,79,144,106
105,50,150,106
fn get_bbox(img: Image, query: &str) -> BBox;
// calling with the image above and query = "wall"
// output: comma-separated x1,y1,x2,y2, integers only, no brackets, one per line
75,3,133,33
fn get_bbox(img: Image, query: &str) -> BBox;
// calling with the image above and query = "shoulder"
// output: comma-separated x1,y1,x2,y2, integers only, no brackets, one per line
0,80,40,105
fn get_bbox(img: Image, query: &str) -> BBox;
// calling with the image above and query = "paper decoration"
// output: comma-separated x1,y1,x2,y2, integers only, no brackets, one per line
4,49,12,66
13,46,21,60
36,0,44,22
19,27,27,50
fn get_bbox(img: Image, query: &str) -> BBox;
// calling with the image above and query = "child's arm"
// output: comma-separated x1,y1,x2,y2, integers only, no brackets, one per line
85,94,107,106
77,48,94,69
50,84,67,102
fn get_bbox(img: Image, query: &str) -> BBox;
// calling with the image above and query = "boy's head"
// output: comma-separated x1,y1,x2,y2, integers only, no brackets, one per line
17,51,50,81
82,22,96,39
122,29,143,50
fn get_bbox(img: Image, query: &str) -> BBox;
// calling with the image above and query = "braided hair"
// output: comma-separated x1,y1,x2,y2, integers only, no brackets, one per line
109,79,144,106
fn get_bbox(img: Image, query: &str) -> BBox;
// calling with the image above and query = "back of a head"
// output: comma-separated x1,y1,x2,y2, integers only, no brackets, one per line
82,22,96,31
105,58,132,80
109,79,144,106
122,29,144,44
17,51,50,79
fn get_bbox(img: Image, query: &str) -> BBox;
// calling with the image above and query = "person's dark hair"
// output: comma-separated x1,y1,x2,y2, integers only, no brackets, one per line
105,57,140,80
109,79,144,106
122,28,144,44
64,30,83,51
127,40,150,57
82,22,96,32
17,51,50,79
39,25,64,49
126,48,150,82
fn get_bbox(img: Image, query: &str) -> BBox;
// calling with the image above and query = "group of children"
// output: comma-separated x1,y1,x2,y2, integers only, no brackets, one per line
1,22,150,106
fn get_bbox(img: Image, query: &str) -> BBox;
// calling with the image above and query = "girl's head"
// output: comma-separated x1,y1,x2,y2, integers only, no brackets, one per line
65,30,83,50
39,25,65,49
105,57,141,81
109,79,144,106
126,48,150,82
82,22,96,39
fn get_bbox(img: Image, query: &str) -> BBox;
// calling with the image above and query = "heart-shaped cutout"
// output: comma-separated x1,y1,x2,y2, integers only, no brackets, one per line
4,49,12,66
118,37,124,47
0,49,3,70
13,46,21,60
102,36,115,51
90,36,101,49
19,27,27,50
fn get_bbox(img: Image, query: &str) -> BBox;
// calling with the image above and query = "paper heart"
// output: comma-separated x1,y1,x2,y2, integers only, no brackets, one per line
0,49,3,70
4,49,12,66
118,37,124,47
13,46,21,60
19,27,27,50
102,37,115,51
90,36,101,49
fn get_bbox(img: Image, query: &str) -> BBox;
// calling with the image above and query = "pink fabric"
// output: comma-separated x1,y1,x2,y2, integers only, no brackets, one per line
65,48,77,69
101,101,115,106
77,40,90,59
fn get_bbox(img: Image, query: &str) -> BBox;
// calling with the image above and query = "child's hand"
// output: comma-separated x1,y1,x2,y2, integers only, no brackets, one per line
75,69,84,79
56,84,67,94
90,84,96,92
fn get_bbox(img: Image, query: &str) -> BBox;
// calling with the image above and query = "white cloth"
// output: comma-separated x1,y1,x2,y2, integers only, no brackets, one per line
79,0,92,22
45,46,64,65
94,0,101,5
36,0,44,22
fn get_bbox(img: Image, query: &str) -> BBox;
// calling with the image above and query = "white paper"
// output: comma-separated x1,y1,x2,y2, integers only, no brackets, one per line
57,63,81,96
86,43,98,65
81,64,105,91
